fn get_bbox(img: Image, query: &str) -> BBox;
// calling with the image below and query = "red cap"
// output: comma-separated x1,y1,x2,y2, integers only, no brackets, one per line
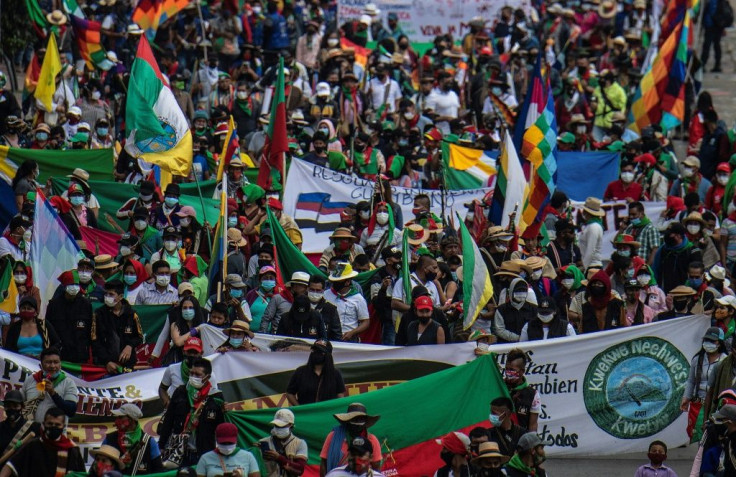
415,295,434,311
424,128,442,142
717,162,731,174
634,153,656,166
183,336,203,352
57,270,79,286
215,423,238,444
479,46,493,56
267,197,283,210
227,198,239,214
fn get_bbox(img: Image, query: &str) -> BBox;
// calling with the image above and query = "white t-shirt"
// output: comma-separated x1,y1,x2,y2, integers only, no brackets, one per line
323,288,370,334
426,88,460,134
364,77,401,113
328,466,385,477
161,362,220,397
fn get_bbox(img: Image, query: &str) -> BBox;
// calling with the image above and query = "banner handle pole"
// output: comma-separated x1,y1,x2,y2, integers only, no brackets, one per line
192,172,214,255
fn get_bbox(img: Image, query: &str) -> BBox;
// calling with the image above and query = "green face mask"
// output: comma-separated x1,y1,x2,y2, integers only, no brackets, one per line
174,81,185,90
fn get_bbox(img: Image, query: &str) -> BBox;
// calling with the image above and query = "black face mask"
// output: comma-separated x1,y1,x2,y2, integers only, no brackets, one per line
664,235,678,247
258,259,271,268
5,410,21,423
314,146,326,154
184,355,197,367
44,427,63,441
419,315,431,325
425,271,438,281
589,285,606,297
347,423,365,436
440,450,454,466
310,351,326,364
673,299,690,311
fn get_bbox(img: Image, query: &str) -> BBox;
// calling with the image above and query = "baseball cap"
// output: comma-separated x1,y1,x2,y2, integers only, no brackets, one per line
215,423,238,444
270,408,295,427
414,295,434,311
183,336,203,352
111,403,143,420
517,432,543,452
712,404,736,424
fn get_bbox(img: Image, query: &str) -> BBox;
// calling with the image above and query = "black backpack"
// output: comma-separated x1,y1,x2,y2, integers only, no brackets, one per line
716,0,734,28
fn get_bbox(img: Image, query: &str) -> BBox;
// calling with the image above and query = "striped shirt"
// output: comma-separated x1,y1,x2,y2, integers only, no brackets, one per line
134,281,179,305
721,218,736,265
624,222,662,261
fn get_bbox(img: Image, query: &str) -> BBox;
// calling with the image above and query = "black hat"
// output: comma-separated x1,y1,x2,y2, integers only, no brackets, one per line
139,180,155,194
624,278,641,289
117,233,139,246
133,207,149,219
554,218,575,233
293,294,311,315
538,296,555,313
163,225,179,238
381,246,401,261
666,222,687,237
311,339,333,354
164,183,180,196
19,296,37,310
9,216,30,231
3,390,23,404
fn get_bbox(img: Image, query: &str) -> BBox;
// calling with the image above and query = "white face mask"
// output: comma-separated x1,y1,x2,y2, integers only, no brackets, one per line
687,224,701,235
561,278,574,289
495,243,508,252
23,229,32,242
308,291,323,303
188,375,205,389
404,111,414,120
236,91,248,100
271,426,291,439
359,210,370,220
682,167,695,178
180,218,191,227
576,125,587,134
156,275,171,287
512,291,528,303
164,240,178,252
78,271,92,283
66,284,80,296
14,273,27,284
91,90,101,100
531,270,543,281
538,312,554,323
120,246,132,257
327,38,339,47
104,295,117,307
637,274,651,286
718,174,730,186
703,342,719,353
477,342,490,351
376,212,389,225
620,171,635,183
217,443,237,455
134,220,148,231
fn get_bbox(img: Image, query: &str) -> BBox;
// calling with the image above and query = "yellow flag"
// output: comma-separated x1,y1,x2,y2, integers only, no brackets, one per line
35,34,62,113
0,279,18,314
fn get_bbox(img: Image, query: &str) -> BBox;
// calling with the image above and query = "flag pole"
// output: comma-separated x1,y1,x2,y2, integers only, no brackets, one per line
192,171,213,256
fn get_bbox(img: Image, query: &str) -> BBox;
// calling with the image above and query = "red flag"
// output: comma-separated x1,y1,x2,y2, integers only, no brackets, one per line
256,57,288,192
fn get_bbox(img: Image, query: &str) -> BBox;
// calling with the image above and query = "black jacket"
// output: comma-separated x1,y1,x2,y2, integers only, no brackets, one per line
314,300,342,341
277,308,327,339
5,319,60,356
45,293,93,363
157,384,224,465
91,301,143,368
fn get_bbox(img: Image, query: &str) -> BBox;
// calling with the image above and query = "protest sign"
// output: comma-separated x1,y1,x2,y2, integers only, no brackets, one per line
283,158,491,253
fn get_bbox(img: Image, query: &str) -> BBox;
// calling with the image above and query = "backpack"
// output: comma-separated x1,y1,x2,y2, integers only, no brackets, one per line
716,0,734,28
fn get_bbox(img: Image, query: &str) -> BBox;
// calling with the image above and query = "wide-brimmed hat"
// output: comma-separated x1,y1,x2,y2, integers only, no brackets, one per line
471,442,510,465
330,227,358,242
66,168,90,189
363,3,381,16
707,265,731,289
46,9,67,25
493,260,522,278
524,256,546,271
567,114,589,128
683,211,706,226
224,320,254,338
287,271,310,287
598,0,617,18
683,156,701,168
227,227,247,247
329,262,359,281
95,254,118,270
486,226,514,242
405,224,429,245
611,234,640,248
670,285,697,297
90,445,124,469
582,197,605,217
290,110,308,125
334,403,380,427
468,329,495,343
127,23,144,35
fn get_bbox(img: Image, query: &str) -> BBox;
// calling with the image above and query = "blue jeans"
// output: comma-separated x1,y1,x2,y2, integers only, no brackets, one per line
382,322,396,345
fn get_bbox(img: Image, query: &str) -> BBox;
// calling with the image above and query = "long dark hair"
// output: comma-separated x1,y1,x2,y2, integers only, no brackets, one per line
171,295,205,334
308,351,340,401
12,160,37,189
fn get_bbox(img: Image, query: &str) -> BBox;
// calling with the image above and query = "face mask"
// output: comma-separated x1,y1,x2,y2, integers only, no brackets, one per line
637,274,651,286
425,271,438,282
620,171,635,183
491,87,502,96
23,230,32,242
327,38,339,47
164,197,178,207
236,91,248,100
182,308,195,320
124,274,137,285
718,174,730,186
576,125,587,134
217,443,237,455
188,375,205,389
561,278,574,289
271,426,291,439
164,240,178,252
36,132,49,142
230,288,243,298
617,249,631,257
14,273,26,284
226,336,244,347
156,275,171,287
70,196,85,206
91,90,101,100
44,427,63,441
261,279,276,291
538,312,554,323
347,423,365,436
319,128,329,136
308,291,323,303
703,342,719,353
359,210,370,220
5,410,21,422
589,285,606,297
477,342,490,351
228,217,238,228
688,278,703,289
376,212,389,225
704,228,714,237
140,193,153,202
687,224,701,235
513,291,528,302
489,413,503,427
104,295,117,307
97,127,108,137
19,310,35,320
647,453,666,466
630,217,642,226
79,271,93,283
673,299,690,311
531,270,543,281
495,243,508,252
66,284,80,296
682,167,695,178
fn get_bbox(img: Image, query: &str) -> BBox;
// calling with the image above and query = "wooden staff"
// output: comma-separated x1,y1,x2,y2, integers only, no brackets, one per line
0,432,36,465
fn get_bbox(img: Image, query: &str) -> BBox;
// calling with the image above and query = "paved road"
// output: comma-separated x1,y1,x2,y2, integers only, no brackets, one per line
545,445,697,476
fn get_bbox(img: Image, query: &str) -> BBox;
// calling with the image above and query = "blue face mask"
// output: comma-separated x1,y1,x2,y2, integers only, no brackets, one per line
123,274,137,285
617,249,631,257
489,413,503,427
97,127,109,136
36,132,49,142
228,217,238,228
50,371,60,379
630,217,642,226
182,308,195,320
164,196,179,207
70,196,85,206
229,337,244,348
261,279,276,291
230,288,243,298
688,278,703,289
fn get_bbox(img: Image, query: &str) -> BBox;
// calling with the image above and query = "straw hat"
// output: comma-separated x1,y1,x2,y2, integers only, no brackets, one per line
334,403,380,427
582,197,605,217
525,256,546,271
486,225,514,242
470,442,510,465
46,10,67,25
611,234,641,248
330,228,358,242
669,285,697,297
94,254,119,270
127,24,144,35
493,260,522,278
683,211,706,226
66,168,90,189
227,227,247,247
223,320,254,338
598,0,617,18
405,224,429,245
468,329,495,343
90,445,124,469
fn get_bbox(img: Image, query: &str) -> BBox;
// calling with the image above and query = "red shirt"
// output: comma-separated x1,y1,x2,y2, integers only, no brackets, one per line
604,180,644,201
